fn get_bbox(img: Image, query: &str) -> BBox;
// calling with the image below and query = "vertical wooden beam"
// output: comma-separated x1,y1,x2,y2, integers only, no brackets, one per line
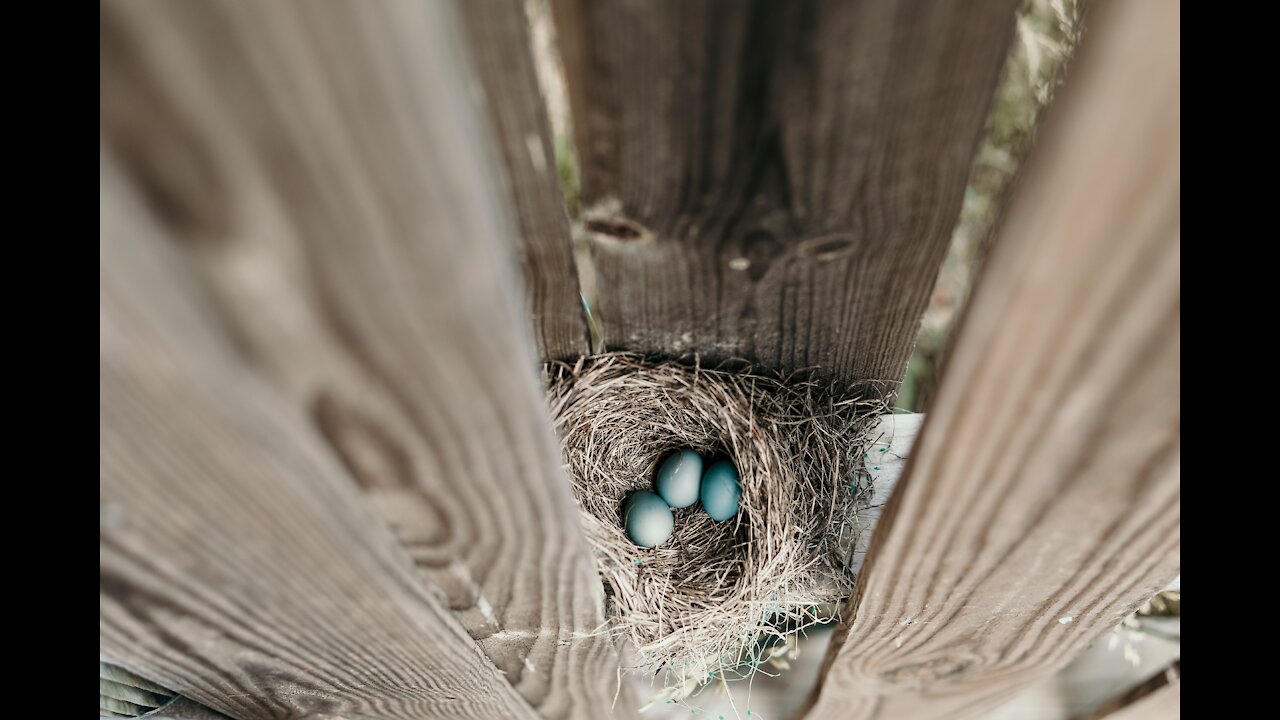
553,0,1020,393
100,1,630,717
803,0,1179,717
461,0,590,361
101,154,540,720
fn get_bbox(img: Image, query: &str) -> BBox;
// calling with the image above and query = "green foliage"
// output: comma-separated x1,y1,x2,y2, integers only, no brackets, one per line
555,131,581,219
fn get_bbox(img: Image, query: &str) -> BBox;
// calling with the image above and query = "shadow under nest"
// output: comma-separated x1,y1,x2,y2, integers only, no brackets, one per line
544,352,888,684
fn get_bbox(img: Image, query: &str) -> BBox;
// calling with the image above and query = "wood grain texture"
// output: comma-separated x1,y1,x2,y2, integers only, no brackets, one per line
460,0,590,362
803,0,1181,717
100,1,630,718
101,156,540,720
552,0,1020,393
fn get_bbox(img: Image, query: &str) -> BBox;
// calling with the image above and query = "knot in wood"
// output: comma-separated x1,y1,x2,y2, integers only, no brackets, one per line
878,655,975,687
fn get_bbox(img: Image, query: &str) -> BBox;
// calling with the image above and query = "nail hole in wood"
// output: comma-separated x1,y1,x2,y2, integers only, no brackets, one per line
796,233,856,261
585,217,650,243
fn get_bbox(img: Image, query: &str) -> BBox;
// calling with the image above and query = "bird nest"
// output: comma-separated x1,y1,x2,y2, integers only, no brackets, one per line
544,353,887,684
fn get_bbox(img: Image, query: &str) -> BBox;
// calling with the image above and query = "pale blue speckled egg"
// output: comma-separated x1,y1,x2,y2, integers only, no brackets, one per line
655,448,703,509
700,460,742,521
623,490,674,548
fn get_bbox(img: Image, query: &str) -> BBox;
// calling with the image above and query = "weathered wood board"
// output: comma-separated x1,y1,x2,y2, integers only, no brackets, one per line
101,155,541,720
553,0,1021,394
101,1,631,717
802,0,1180,716
460,0,590,362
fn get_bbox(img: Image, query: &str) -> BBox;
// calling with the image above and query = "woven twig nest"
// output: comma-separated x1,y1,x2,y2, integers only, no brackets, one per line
545,353,887,683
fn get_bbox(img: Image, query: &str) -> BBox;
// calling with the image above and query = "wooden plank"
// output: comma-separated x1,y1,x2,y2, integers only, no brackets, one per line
552,0,1020,393
101,155,540,720
1086,683,1179,720
460,0,590,362
100,1,630,718
802,0,1180,716
1077,662,1180,720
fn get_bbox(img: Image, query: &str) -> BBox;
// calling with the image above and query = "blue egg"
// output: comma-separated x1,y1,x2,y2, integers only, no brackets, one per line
700,460,742,521
623,491,675,548
655,449,703,508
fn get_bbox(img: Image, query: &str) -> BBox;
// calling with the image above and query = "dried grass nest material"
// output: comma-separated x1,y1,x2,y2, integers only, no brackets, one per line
544,353,888,680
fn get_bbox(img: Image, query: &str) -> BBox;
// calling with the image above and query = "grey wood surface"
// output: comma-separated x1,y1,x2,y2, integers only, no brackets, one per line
100,1,630,718
101,155,541,720
461,0,591,362
802,0,1180,717
552,0,1020,394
